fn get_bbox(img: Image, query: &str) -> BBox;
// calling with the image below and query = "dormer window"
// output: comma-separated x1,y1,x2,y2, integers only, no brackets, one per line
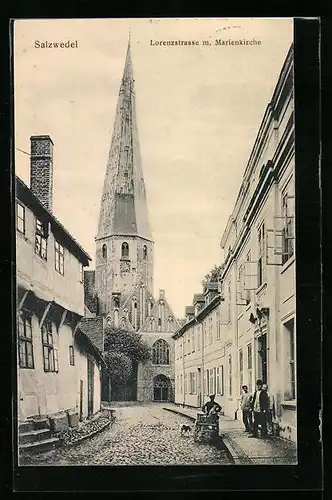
102,244,107,259
121,242,129,259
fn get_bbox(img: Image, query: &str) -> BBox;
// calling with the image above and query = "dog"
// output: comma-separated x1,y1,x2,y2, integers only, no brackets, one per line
180,424,191,436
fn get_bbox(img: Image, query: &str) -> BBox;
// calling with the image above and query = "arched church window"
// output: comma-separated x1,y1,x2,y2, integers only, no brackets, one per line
121,242,129,259
150,317,156,331
113,296,120,308
152,339,170,365
143,245,148,260
102,244,107,259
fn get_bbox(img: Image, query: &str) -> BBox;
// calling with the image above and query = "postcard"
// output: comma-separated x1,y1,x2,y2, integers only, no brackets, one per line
13,17,297,468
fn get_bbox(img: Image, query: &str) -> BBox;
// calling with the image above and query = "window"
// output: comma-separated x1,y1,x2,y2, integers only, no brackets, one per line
209,368,214,395
17,202,25,234
143,244,148,259
42,320,58,372
180,374,183,393
189,372,197,394
18,310,34,368
197,325,201,350
80,263,84,283
35,218,47,260
247,342,253,393
245,251,252,303
216,367,221,394
282,192,295,264
239,349,244,393
55,240,64,275
220,365,224,395
204,369,209,395
184,373,188,394
216,310,221,339
191,329,195,352
228,354,232,396
208,316,213,344
152,339,170,365
102,244,107,259
187,332,191,353
121,242,129,259
284,319,296,400
204,321,208,345
228,283,232,323
69,345,75,366
257,222,266,287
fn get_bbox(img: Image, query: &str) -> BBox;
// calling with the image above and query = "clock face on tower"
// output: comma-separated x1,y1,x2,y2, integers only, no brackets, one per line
120,260,131,273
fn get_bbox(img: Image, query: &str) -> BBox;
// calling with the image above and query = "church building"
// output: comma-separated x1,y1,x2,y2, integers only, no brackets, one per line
84,39,179,403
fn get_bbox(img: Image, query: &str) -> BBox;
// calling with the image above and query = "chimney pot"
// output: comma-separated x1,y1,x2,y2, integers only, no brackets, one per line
30,135,54,211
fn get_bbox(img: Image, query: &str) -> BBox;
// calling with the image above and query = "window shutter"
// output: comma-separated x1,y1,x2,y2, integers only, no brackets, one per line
244,261,258,290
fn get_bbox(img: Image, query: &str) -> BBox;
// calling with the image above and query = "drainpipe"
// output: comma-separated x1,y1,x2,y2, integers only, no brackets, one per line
195,317,204,410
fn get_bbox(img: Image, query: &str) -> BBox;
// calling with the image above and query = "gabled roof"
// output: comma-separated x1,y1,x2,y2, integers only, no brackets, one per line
78,316,104,353
16,176,91,266
139,290,180,333
172,294,222,340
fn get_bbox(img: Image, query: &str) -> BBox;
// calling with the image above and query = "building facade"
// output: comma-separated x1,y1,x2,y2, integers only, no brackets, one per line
16,135,104,431
173,284,225,413
173,45,296,442
85,40,178,402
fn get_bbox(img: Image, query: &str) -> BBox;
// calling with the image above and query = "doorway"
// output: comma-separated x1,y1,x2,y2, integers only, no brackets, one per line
79,379,83,421
153,374,170,402
87,358,94,418
257,333,267,384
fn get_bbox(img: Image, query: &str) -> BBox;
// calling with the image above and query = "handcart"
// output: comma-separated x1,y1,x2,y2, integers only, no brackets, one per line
193,412,219,444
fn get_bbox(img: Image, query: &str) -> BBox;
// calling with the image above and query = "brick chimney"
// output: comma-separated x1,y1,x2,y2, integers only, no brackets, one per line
30,135,54,211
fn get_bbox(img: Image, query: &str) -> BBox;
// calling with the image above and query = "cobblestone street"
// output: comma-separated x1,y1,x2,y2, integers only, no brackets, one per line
20,404,231,466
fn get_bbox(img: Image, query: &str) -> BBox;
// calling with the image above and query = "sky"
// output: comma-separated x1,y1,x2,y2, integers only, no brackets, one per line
14,18,293,318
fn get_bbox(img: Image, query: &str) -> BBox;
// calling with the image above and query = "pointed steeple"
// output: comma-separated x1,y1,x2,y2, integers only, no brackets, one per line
97,40,153,242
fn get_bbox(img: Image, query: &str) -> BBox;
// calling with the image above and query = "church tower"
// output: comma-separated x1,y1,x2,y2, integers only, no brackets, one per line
95,39,154,325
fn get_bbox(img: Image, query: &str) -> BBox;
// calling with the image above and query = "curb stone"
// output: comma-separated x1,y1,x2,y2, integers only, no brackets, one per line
64,419,112,447
163,406,235,463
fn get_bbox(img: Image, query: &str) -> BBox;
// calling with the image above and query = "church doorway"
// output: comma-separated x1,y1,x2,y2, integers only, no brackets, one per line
153,374,171,402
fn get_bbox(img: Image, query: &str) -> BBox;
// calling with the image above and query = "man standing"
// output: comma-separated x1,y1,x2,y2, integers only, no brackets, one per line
262,383,275,436
240,385,252,432
249,379,269,438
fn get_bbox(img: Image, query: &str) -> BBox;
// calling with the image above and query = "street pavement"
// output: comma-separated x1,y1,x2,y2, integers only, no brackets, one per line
163,403,297,465
20,403,231,466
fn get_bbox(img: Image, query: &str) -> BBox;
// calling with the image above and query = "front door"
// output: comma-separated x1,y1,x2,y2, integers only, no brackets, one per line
79,379,83,421
153,375,170,402
87,358,94,418
197,368,202,408
258,334,267,384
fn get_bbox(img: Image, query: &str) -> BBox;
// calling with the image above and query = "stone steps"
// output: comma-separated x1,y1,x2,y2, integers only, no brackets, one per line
19,418,60,454
19,437,61,453
19,428,51,445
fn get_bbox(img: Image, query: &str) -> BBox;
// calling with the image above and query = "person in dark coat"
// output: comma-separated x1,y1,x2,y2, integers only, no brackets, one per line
248,379,269,438
202,395,222,416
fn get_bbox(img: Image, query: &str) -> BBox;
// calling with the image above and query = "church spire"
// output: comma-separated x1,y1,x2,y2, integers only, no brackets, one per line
97,40,153,242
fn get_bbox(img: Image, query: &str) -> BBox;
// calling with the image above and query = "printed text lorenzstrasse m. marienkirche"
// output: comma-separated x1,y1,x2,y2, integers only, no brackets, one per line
150,39,262,46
